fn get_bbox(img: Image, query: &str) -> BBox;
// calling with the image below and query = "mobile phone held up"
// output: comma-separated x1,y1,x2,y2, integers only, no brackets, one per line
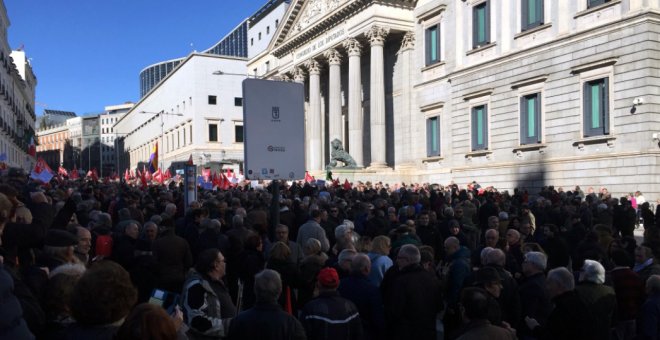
148,289,181,315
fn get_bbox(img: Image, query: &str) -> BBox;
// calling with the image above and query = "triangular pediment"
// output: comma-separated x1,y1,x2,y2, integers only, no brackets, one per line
269,0,363,56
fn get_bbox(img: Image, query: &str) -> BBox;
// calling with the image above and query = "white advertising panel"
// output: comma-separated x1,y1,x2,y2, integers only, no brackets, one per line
243,79,305,180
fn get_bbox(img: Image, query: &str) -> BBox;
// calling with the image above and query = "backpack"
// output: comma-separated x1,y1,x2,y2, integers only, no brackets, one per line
95,234,113,258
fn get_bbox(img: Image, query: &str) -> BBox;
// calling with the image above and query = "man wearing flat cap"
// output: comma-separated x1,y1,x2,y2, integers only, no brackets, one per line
37,229,79,271
300,267,362,340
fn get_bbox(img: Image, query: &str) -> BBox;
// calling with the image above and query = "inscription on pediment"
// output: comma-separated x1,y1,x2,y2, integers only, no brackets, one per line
292,0,348,34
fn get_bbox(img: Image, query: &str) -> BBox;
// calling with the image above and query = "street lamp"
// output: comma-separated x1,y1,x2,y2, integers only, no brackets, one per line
139,110,184,171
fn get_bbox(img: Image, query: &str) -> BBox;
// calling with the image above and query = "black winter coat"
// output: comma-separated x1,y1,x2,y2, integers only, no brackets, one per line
227,302,306,340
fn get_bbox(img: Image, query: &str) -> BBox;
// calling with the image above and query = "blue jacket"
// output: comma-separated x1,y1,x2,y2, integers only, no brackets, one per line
338,275,385,340
0,266,34,340
445,246,471,306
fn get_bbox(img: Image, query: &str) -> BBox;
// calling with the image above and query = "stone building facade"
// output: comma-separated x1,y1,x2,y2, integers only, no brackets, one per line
251,0,660,198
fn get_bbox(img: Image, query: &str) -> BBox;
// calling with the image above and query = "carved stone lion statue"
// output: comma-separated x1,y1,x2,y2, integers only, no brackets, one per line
327,138,357,169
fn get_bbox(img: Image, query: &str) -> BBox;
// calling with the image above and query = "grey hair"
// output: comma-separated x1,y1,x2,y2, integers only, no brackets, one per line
338,248,358,264
547,267,575,291
580,259,605,284
444,207,454,217
165,203,177,216
232,214,244,228
49,263,87,279
254,269,282,303
647,275,660,294
484,248,506,267
43,245,72,259
150,214,163,226
480,247,494,265
524,251,547,271
350,253,371,275
399,244,421,264
304,238,321,255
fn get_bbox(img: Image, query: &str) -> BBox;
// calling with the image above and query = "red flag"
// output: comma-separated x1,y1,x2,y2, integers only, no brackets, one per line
221,173,231,190
124,169,130,182
153,169,164,184
202,168,211,182
212,171,221,188
58,166,68,177
144,166,152,181
343,179,351,190
130,169,135,179
304,171,314,183
187,154,193,165
164,168,172,180
139,169,147,188
332,178,340,188
71,165,79,180
225,168,232,178
87,168,99,182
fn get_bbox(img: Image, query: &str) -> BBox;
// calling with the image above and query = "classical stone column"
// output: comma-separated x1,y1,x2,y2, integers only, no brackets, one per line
343,38,363,168
398,31,415,168
324,49,342,147
293,67,305,83
366,25,389,168
306,59,323,171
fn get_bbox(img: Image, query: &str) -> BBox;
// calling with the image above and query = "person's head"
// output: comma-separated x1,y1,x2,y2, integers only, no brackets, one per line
488,216,500,229
460,287,490,322
43,264,86,320
646,275,660,295
520,221,532,236
310,209,322,221
444,237,460,257
116,303,178,340
195,248,226,280
475,267,503,298
275,224,289,243
164,203,177,217
448,219,460,235
635,245,654,264
303,238,322,256
144,222,158,241
579,259,605,284
417,212,429,226
338,248,358,272
254,269,282,304
125,223,139,240
232,214,244,229
335,224,353,242
317,267,340,291
396,244,421,270
506,229,521,245
522,251,547,277
371,235,391,256
484,229,499,248
44,229,78,262
75,226,92,255
350,253,371,277
245,233,263,251
545,267,574,298
70,261,137,325
483,248,506,267
269,241,291,262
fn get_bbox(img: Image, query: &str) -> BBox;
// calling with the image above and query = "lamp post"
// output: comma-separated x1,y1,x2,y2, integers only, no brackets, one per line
139,110,184,172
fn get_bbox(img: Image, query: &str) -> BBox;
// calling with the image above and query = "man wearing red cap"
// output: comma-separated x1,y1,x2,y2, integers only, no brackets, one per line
300,267,363,340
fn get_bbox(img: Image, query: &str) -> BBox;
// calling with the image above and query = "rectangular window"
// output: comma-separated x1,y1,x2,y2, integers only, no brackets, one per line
425,23,441,65
209,124,218,142
471,105,489,151
426,116,441,157
472,1,490,49
235,125,244,143
583,78,610,137
234,97,243,106
208,95,217,105
520,93,542,144
588,0,610,8
521,0,544,31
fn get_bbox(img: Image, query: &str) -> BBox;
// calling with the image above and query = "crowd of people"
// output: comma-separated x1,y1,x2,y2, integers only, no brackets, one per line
1,168,660,340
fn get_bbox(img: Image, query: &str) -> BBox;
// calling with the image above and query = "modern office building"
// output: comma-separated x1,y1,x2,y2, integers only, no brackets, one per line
37,109,75,129
139,20,249,98
116,53,248,175
248,0,660,198
0,2,36,170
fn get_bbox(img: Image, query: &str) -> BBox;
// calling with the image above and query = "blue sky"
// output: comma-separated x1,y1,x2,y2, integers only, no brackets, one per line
4,0,267,116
